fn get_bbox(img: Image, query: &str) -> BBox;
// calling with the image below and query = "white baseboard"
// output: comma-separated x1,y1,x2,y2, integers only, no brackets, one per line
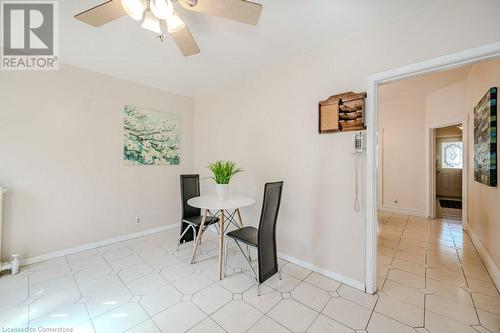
464,221,500,291
21,224,178,266
191,226,366,292
278,252,365,291
380,205,427,218
19,223,366,293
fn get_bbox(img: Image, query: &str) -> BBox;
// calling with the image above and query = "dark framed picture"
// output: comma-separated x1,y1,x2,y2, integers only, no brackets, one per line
474,87,497,187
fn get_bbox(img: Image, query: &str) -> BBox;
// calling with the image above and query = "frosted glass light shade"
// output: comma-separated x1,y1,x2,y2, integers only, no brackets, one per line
121,0,146,21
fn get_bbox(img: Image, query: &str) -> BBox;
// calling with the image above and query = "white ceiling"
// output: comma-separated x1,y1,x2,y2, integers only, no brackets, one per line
61,0,441,97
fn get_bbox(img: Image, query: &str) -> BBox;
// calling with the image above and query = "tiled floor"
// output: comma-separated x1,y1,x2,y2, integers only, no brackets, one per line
0,214,498,333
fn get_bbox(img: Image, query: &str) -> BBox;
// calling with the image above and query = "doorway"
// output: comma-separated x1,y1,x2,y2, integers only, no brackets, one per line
434,124,463,220
365,41,500,294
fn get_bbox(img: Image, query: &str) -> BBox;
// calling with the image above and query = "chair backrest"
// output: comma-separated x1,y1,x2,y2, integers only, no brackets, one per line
180,174,201,219
257,181,284,283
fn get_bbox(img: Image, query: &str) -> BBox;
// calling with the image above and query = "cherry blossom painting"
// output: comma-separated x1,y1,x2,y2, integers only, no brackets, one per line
123,105,180,166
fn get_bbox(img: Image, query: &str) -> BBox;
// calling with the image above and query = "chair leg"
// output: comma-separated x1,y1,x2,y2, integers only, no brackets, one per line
177,223,193,251
236,209,252,262
224,238,230,278
257,283,261,297
191,211,207,264
278,265,282,280
234,240,258,281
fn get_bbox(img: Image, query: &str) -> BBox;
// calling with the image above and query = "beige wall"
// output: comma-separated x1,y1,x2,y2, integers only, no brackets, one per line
465,59,500,270
193,0,500,285
378,95,426,215
0,64,194,260
378,66,470,215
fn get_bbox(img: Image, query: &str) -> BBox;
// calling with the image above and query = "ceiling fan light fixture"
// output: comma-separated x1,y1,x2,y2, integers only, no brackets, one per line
141,10,162,34
150,0,174,20
167,13,186,33
120,0,146,21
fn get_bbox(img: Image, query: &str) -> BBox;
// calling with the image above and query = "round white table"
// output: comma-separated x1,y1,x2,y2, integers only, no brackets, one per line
188,195,256,279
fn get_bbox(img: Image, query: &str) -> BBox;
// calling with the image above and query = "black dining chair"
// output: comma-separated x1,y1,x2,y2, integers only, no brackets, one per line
178,174,219,250
224,181,284,295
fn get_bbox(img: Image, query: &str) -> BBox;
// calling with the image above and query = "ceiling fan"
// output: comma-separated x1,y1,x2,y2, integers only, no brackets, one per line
75,0,263,57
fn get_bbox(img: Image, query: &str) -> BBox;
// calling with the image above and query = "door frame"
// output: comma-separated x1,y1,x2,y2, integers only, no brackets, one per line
427,116,468,222
365,41,500,294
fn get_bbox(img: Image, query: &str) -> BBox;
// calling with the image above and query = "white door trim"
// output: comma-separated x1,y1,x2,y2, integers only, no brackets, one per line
426,117,468,222
365,41,500,294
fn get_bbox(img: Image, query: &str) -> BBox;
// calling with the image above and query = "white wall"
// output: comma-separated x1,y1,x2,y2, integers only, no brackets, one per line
193,0,500,287
0,64,194,260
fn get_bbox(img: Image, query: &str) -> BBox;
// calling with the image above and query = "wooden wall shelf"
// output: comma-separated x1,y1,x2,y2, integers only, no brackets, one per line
319,91,367,133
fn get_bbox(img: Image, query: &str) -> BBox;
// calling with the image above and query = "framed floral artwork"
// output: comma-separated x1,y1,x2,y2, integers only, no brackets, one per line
123,105,180,165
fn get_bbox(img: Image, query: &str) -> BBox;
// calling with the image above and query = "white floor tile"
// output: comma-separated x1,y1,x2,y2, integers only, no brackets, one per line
304,273,342,292
322,297,371,330
243,284,283,313
74,263,112,284
212,300,263,333
375,295,424,327
139,283,182,316
126,274,168,296
424,310,478,333
291,281,331,312
264,273,301,293
217,272,256,293
426,294,478,325
118,263,153,283
126,319,162,333
366,313,415,333
152,302,207,333
2,213,497,333
247,316,292,333
337,284,378,310
108,255,144,271
268,299,318,332
187,317,226,333
170,272,214,294
68,255,108,272
92,302,148,333
161,262,194,282
280,263,312,280
145,254,182,270
476,309,500,333
307,314,354,333
85,285,132,318
471,293,500,315
386,269,425,289
79,274,125,297
191,283,232,314
28,264,71,285
29,303,90,330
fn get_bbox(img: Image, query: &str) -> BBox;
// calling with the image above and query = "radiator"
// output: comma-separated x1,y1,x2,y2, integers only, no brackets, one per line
0,186,20,275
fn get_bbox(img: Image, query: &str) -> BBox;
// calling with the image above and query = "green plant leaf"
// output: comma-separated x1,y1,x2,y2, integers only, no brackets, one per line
207,160,244,184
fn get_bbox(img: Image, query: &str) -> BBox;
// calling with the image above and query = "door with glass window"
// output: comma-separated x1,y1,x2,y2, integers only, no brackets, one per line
436,137,463,198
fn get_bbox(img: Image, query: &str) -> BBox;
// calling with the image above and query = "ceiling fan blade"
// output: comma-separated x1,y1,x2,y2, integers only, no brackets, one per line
170,25,200,56
75,0,126,27
178,0,262,25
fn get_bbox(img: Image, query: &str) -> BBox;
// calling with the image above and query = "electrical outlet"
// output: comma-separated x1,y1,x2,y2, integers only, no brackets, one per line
281,169,287,179
135,217,141,224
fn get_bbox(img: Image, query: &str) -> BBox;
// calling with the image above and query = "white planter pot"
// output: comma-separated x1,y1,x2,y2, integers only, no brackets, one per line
215,184,229,201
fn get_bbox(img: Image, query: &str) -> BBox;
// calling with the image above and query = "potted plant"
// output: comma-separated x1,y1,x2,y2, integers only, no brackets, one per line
207,161,243,200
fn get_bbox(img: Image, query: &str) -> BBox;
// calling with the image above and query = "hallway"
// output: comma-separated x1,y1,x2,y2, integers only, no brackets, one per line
377,213,500,332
